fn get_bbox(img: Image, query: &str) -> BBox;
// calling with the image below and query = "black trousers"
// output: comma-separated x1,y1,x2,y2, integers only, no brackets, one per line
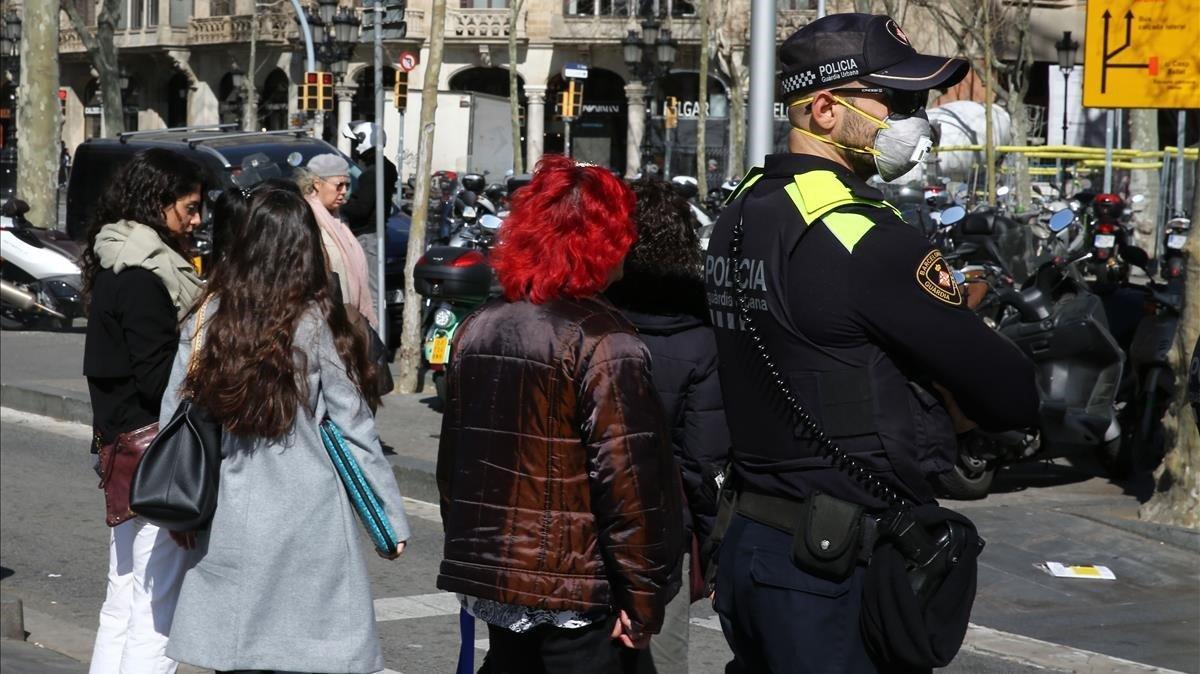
480,615,641,674
714,514,885,674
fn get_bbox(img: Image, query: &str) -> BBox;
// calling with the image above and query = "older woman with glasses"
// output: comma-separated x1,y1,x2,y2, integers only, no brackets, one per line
297,153,376,328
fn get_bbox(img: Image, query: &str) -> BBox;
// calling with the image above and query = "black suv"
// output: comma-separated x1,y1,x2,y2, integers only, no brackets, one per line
66,124,354,240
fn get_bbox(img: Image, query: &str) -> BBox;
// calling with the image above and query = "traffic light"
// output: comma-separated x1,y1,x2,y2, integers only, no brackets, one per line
665,96,679,129
556,80,584,120
300,71,334,112
393,71,408,112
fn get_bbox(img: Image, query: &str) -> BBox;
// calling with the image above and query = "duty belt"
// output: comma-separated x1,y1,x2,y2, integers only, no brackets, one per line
734,490,879,563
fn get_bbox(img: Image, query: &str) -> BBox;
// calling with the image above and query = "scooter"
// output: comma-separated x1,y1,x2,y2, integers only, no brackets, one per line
0,200,85,329
935,209,1125,499
413,214,503,402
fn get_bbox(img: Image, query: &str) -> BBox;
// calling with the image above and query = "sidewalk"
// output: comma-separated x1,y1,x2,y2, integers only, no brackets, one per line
0,639,88,674
2,329,1198,673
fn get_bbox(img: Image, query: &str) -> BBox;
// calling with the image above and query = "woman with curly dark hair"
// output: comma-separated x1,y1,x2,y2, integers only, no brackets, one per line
437,155,683,673
606,179,731,674
82,148,206,674
162,188,409,674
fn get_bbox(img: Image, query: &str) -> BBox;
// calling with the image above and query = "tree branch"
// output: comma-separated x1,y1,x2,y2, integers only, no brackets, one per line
60,0,99,54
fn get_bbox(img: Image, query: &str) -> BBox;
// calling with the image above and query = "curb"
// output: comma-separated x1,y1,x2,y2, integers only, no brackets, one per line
0,384,93,427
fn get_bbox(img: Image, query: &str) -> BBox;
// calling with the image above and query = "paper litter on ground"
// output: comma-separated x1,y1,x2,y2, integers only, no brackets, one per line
1039,561,1117,580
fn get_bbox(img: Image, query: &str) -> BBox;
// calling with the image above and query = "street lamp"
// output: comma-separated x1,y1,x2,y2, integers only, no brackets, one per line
295,2,360,78
118,66,130,93
623,15,677,174
1055,30,1079,195
230,60,245,91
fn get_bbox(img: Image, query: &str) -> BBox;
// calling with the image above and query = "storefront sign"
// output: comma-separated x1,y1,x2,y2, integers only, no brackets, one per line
660,99,730,119
582,103,620,114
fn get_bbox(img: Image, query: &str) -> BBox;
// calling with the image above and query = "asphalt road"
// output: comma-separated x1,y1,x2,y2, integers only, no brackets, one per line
0,408,1079,674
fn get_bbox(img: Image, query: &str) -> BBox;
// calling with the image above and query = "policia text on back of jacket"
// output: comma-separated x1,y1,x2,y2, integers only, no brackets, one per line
702,13,1039,674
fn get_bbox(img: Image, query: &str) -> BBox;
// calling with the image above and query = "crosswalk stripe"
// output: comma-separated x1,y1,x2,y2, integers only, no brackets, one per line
374,592,460,622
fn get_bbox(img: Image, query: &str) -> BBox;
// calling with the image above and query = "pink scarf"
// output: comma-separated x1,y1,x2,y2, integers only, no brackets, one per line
306,194,377,328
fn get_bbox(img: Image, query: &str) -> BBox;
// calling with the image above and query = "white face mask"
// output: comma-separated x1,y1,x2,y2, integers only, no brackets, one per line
789,95,934,182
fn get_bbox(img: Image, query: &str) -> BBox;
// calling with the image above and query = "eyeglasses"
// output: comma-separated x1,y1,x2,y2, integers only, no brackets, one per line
829,87,928,116
322,178,351,192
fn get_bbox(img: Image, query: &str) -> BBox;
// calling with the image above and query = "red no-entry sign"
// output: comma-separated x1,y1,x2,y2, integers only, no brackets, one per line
398,52,418,73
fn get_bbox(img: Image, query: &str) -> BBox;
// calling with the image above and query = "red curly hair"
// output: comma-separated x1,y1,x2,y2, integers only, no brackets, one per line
491,155,636,304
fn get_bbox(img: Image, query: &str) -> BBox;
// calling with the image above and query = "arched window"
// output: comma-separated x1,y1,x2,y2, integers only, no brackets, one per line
258,69,290,131
544,69,627,173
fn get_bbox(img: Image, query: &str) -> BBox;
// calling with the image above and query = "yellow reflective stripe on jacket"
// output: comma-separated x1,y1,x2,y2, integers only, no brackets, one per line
726,170,764,204
822,211,877,253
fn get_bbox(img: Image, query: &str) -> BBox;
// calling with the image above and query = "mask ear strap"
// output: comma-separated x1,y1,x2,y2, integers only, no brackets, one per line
787,98,883,157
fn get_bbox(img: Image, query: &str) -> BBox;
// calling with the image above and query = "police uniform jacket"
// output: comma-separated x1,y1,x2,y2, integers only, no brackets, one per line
704,154,1038,508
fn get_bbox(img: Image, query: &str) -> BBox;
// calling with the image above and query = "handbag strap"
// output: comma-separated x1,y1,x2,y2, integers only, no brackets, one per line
727,195,909,511
186,296,212,376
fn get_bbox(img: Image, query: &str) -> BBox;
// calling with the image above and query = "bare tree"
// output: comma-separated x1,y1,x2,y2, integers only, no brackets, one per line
508,0,526,174
919,0,1037,207
396,0,448,393
1140,157,1200,530
61,0,124,137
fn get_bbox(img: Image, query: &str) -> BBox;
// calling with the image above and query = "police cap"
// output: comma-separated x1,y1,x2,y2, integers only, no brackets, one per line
778,13,969,103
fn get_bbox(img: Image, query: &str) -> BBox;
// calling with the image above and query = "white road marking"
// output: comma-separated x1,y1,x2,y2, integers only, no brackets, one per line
3,407,1186,674
374,592,461,622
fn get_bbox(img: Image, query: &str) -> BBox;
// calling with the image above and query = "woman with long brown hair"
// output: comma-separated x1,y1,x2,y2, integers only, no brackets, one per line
160,188,409,674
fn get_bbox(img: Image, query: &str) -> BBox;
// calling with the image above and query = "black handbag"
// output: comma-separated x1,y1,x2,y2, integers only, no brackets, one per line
130,299,223,531
727,201,982,670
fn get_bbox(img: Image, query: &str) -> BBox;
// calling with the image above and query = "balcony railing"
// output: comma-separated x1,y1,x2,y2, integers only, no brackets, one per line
189,14,297,45
551,10,811,43
59,25,190,53
446,9,524,42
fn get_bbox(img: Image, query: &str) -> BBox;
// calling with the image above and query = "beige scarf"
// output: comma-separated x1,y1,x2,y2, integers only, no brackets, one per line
93,220,203,320
306,194,377,327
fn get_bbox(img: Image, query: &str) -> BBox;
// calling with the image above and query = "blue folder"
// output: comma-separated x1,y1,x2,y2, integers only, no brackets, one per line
319,419,399,555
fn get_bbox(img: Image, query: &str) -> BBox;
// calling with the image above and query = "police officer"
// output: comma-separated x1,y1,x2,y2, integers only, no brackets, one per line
703,14,1040,673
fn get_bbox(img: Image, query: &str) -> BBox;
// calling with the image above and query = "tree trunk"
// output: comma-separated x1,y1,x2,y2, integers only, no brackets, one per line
396,0,447,394
508,0,524,174
695,0,708,202
1128,109,1161,253
61,0,124,137
17,0,62,229
1007,90,1030,211
1139,156,1200,530
97,0,125,137
728,58,746,179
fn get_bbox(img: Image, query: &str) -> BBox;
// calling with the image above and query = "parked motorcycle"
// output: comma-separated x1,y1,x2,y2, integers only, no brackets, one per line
413,213,503,402
1161,216,1190,283
935,209,1125,499
0,201,85,330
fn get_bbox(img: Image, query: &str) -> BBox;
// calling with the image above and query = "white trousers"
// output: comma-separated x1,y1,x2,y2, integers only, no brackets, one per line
89,518,191,674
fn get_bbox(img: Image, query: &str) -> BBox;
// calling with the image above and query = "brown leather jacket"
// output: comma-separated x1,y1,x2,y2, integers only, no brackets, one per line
436,296,683,635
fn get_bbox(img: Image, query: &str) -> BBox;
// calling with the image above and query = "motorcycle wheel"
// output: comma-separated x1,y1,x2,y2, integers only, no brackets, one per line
936,453,995,500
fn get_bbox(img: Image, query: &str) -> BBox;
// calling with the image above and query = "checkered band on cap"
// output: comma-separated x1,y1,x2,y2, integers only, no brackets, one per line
781,69,818,99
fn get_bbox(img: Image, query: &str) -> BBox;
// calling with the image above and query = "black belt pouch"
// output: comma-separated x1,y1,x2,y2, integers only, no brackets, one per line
791,492,865,581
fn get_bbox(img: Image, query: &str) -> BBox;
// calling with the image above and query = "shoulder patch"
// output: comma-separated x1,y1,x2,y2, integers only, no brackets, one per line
916,250,963,306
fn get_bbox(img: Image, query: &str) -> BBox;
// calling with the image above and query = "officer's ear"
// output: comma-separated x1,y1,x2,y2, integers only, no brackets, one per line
808,91,840,133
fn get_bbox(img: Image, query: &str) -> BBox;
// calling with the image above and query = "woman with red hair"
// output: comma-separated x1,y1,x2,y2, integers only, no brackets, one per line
436,155,683,673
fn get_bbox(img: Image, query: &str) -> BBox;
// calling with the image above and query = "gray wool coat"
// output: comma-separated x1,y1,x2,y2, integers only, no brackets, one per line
162,302,410,674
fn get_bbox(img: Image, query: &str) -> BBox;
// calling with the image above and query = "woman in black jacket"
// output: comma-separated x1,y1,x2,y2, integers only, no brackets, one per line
606,179,731,674
82,148,206,674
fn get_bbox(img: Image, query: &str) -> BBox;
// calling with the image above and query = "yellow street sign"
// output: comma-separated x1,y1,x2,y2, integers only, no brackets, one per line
1083,0,1200,109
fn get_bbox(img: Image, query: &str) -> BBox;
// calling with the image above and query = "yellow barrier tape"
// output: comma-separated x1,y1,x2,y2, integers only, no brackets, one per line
932,144,1198,160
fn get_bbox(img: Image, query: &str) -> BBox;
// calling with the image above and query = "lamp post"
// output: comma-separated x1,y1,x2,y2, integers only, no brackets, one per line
226,60,246,125
1055,30,1079,197
623,15,677,176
